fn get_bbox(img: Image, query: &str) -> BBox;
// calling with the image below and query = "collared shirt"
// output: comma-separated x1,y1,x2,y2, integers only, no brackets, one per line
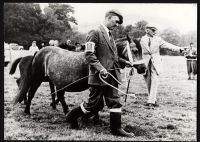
101,24,111,40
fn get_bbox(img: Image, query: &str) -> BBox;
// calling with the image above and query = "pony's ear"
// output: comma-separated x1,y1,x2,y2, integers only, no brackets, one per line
126,34,132,43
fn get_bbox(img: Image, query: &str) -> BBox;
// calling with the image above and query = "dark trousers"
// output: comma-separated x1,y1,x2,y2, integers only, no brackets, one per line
187,59,197,75
83,78,122,114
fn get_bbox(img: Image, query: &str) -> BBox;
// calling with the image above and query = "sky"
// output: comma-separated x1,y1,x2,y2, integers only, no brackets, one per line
39,3,197,34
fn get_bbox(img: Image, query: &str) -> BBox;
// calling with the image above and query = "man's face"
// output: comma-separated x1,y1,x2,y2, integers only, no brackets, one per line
147,28,157,37
67,40,71,45
106,15,120,30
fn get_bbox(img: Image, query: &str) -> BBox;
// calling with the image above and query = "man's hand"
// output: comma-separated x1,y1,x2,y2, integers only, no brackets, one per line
179,47,185,53
100,69,108,77
125,61,133,67
130,43,138,52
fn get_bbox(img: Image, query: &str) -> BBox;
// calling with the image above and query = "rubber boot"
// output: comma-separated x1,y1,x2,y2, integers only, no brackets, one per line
110,111,134,137
66,106,84,129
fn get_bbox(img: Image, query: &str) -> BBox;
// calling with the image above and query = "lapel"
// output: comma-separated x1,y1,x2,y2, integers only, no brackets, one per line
99,25,115,53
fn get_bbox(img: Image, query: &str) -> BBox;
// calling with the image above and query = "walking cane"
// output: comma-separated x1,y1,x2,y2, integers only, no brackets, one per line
125,67,134,103
124,41,135,104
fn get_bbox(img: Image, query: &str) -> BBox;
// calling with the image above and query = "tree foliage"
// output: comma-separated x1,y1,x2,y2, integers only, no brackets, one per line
4,3,80,49
4,4,197,55
160,28,181,46
4,3,44,48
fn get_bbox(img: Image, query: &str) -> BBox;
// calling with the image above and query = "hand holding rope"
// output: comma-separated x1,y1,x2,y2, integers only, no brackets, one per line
99,71,136,99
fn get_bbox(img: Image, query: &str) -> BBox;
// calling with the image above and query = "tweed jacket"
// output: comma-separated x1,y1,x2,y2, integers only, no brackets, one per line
140,35,182,75
85,25,128,85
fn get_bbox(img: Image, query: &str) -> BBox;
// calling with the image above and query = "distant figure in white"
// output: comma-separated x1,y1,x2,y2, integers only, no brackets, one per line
49,40,55,46
29,41,39,55
49,39,59,46
53,40,59,46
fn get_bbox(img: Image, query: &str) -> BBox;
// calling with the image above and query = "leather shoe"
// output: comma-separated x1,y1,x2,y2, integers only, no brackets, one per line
111,128,135,137
145,102,159,107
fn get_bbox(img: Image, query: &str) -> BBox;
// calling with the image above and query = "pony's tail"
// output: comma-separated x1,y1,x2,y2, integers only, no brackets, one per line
9,57,23,75
13,56,35,105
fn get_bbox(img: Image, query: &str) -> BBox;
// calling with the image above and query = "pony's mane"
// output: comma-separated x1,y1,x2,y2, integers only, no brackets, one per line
132,39,142,54
115,37,127,51
115,36,142,57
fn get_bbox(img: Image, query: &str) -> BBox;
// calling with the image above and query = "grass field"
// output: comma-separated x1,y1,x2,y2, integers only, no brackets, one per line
4,55,197,141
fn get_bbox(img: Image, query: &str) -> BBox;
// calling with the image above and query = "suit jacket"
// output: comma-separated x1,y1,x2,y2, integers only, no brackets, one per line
140,35,182,75
85,25,128,85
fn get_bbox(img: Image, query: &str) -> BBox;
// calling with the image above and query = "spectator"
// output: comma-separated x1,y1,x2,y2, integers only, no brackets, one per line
29,41,39,55
66,39,71,45
41,43,45,48
184,42,197,80
75,42,82,52
54,40,59,46
59,39,76,51
49,40,55,46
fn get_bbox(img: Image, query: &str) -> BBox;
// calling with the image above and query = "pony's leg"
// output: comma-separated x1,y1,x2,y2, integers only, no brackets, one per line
49,81,56,109
57,90,68,115
24,82,42,115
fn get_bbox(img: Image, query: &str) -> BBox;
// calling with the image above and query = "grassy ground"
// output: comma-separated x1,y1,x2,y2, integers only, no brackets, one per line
4,56,197,141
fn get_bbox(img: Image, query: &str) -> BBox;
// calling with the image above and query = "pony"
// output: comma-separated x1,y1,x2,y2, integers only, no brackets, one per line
13,35,146,116
9,55,59,109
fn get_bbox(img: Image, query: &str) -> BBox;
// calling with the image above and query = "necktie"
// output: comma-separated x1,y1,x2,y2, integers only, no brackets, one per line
148,38,151,47
108,31,117,54
109,31,114,46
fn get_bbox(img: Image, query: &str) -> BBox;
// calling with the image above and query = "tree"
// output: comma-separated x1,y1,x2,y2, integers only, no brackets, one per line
42,3,78,44
179,30,197,47
159,28,181,46
112,25,126,39
4,3,45,49
135,20,148,31
4,3,79,49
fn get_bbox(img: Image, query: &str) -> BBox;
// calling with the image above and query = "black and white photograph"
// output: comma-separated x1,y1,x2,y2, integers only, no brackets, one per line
4,3,197,141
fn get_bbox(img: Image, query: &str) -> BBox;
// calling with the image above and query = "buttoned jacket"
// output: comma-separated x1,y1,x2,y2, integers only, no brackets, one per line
140,34,182,75
85,25,127,85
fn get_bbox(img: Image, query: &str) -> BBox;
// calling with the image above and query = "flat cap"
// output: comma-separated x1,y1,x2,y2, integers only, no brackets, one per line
105,9,123,24
146,26,158,31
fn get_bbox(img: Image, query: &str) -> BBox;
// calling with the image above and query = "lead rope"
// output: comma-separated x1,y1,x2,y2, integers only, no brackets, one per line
99,72,136,98
48,68,136,99
48,68,119,96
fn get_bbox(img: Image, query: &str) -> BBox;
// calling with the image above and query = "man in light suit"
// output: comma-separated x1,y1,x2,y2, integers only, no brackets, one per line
65,9,134,137
140,25,184,107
